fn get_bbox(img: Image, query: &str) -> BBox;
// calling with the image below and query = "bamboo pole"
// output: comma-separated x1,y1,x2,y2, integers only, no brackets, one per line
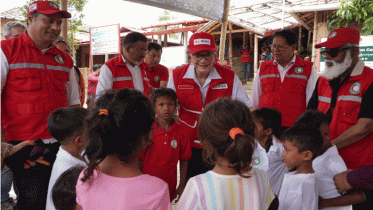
254,34,259,74
219,0,230,63
312,11,318,63
184,32,188,64
60,0,68,39
298,26,302,52
249,32,253,48
228,23,233,67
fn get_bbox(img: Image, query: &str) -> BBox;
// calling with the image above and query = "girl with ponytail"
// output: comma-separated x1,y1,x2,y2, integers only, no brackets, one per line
177,98,278,210
75,88,172,210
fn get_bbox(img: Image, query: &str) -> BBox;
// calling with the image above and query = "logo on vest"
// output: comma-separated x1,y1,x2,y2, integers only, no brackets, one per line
171,140,178,148
329,31,337,38
54,55,64,64
252,156,260,166
294,67,304,74
194,39,211,45
349,82,361,95
212,83,228,90
154,75,160,82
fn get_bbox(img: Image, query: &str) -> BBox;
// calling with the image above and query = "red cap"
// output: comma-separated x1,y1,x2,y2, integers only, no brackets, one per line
315,28,360,49
189,32,216,54
27,1,71,18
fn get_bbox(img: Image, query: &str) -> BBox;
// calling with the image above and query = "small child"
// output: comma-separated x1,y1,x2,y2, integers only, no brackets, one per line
76,88,172,210
139,88,191,201
279,125,323,210
294,110,366,209
252,107,287,196
178,99,278,210
46,107,90,210
51,165,85,210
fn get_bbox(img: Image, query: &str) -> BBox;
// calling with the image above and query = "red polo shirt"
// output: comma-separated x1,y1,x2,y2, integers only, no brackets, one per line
146,64,169,88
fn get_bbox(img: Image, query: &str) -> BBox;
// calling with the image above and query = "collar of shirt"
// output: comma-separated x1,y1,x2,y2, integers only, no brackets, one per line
183,64,221,89
273,54,296,72
255,136,280,153
121,54,140,68
313,145,338,167
350,59,365,77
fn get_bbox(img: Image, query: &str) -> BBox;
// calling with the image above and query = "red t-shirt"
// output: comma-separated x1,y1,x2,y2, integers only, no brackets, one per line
139,120,192,200
87,72,99,95
146,64,169,88
241,49,252,63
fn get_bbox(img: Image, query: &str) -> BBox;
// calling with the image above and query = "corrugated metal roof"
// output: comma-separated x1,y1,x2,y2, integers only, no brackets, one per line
0,7,25,21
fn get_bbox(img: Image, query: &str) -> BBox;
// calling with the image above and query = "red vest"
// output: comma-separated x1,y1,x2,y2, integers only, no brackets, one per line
104,55,150,96
317,67,373,169
173,63,234,148
259,55,313,127
1,32,73,141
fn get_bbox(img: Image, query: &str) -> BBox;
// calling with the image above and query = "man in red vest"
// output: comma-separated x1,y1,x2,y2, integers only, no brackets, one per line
241,44,253,83
144,42,169,89
96,32,150,97
168,32,253,180
307,28,373,210
1,1,80,209
251,29,317,134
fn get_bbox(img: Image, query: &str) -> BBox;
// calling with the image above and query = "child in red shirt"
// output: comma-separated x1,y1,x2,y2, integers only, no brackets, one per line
139,88,192,202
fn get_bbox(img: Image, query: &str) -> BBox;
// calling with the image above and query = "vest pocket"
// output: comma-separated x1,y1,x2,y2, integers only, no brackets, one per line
339,104,359,125
12,70,42,90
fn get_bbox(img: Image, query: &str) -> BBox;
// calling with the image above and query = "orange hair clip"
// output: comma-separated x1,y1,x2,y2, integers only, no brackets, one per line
229,127,244,140
98,109,109,116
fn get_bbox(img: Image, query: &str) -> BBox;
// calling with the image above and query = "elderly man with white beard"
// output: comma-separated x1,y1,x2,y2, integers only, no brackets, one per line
307,28,373,210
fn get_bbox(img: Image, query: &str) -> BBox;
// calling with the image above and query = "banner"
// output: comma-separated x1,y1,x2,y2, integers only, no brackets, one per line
90,24,121,55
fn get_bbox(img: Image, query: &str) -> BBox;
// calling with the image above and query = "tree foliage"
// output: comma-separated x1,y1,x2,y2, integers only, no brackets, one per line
329,0,373,35
154,10,179,40
22,0,88,54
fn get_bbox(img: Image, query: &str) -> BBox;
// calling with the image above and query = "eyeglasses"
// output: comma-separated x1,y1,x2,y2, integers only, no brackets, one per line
131,45,148,54
320,47,353,58
270,45,289,51
192,52,215,61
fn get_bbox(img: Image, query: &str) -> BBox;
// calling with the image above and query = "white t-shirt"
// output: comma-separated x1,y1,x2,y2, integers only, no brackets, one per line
279,171,318,210
177,168,275,210
46,147,87,210
251,136,288,195
167,64,253,108
312,145,350,210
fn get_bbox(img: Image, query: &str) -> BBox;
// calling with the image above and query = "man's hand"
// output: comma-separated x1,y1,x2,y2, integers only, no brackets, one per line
334,169,353,194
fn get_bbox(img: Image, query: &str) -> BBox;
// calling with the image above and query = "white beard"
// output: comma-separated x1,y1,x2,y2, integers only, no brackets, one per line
322,50,353,79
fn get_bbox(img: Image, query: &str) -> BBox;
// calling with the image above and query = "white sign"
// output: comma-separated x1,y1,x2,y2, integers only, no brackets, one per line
160,46,186,67
90,24,120,55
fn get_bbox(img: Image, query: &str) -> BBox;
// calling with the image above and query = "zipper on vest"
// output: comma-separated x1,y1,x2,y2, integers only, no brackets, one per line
43,52,54,107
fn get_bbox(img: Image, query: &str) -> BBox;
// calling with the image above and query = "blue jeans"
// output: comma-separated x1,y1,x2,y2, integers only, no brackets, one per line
1,168,14,203
242,62,251,80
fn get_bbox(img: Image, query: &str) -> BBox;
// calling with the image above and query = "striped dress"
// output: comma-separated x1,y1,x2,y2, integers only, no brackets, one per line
177,168,275,210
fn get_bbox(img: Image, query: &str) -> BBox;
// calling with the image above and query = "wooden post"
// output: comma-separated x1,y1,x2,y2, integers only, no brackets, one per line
219,0,230,62
60,0,68,39
183,32,188,64
151,35,154,42
312,11,318,64
228,23,233,67
249,32,253,49
254,33,259,74
243,32,247,46
164,26,168,47
158,35,162,45
307,29,312,54
298,26,302,52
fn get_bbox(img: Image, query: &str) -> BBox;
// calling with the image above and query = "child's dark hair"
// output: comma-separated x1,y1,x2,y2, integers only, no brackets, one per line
293,110,329,130
198,98,256,177
252,107,282,138
47,107,90,145
150,87,177,106
52,165,85,210
81,88,155,182
280,125,323,160
93,90,116,112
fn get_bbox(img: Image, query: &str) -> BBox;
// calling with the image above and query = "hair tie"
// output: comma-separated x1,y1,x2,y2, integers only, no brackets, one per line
99,109,109,116
229,127,244,140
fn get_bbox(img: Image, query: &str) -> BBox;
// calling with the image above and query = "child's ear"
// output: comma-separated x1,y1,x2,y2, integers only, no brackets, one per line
265,128,273,136
302,150,314,161
74,135,84,147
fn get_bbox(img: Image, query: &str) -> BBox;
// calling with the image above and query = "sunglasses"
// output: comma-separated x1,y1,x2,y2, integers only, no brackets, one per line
320,47,354,58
